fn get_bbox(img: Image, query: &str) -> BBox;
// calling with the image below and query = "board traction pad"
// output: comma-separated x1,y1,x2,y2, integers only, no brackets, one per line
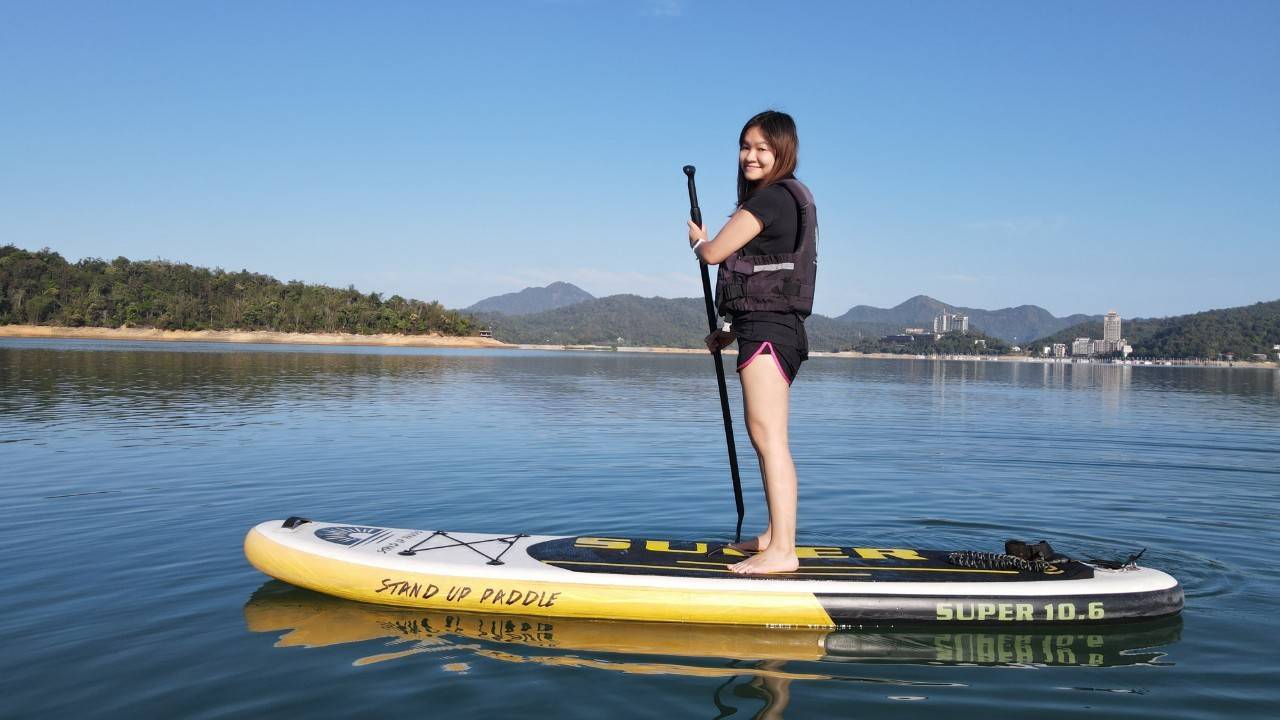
526,537,1095,583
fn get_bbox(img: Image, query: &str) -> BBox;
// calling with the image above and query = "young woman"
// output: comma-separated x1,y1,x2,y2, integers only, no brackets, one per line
687,110,816,575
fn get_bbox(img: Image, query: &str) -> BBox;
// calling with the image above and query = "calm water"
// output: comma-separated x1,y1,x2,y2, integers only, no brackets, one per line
1,338,1277,719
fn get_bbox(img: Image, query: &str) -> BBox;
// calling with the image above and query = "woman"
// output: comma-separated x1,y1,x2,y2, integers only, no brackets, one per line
687,110,817,575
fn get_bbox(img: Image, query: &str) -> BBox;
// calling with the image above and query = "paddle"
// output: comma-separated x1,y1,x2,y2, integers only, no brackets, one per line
683,165,745,544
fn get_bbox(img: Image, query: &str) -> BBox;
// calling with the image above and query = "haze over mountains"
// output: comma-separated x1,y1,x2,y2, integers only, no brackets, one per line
465,283,1100,349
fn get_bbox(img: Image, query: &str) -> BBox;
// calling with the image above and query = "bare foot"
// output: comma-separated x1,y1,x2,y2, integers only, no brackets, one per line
729,547,799,575
729,532,771,553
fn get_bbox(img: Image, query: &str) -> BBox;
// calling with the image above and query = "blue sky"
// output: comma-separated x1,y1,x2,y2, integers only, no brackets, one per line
2,1,1276,318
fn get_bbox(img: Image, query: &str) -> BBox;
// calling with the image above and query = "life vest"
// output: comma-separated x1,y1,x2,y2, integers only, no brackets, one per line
715,178,818,318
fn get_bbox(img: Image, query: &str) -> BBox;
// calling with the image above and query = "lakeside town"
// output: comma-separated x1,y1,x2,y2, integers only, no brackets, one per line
874,309,1280,367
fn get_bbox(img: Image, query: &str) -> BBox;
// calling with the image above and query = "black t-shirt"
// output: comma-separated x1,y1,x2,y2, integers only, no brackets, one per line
739,181,800,256
730,180,807,354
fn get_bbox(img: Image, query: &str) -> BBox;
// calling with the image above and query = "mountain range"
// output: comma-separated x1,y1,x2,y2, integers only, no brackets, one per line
6,244,1272,359
836,295,1096,344
467,284,1101,350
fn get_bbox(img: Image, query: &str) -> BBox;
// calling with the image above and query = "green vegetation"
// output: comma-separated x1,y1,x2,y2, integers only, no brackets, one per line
836,294,1094,343
0,245,474,335
478,296,895,349
847,329,1013,355
476,295,707,347
8,243,1274,358
1028,300,1280,359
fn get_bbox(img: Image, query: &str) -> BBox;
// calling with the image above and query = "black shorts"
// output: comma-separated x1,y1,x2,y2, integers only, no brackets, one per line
736,340,804,385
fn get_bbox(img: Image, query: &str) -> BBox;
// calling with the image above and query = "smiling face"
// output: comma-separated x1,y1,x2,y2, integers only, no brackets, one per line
739,125,775,183
735,111,798,204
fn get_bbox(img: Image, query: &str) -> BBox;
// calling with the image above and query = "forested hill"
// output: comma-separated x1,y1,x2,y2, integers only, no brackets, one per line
838,294,1095,342
478,292,1087,348
1029,300,1280,358
0,245,474,336
473,296,896,350
465,281,594,315
474,295,707,347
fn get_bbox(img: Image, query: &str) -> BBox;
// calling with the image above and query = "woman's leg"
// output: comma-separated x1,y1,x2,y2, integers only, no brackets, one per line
729,353,799,574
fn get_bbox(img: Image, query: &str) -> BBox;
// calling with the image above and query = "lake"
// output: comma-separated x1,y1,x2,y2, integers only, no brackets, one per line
1,338,1277,718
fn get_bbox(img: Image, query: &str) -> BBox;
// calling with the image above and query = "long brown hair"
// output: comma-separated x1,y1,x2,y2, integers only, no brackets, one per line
736,110,799,205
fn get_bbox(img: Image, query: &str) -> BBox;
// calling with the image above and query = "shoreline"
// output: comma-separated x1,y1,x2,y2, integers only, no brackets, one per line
2,324,1275,368
0,324,507,349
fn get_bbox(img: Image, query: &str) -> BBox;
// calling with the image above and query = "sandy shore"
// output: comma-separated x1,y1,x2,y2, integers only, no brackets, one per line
0,324,507,348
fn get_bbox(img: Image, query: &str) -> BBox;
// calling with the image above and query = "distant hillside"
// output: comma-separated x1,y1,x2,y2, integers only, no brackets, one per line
477,295,893,350
0,245,475,335
806,315,900,351
1029,300,1280,358
476,295,704,346
839,294,1095,342
466,282,594,315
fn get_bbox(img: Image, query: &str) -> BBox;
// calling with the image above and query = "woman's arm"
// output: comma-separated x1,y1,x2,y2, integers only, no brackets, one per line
688,208,764,265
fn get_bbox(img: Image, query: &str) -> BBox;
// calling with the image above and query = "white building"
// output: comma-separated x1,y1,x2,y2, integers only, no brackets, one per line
1104,311,1122,344
933,312,969,334
1069,311,1128,357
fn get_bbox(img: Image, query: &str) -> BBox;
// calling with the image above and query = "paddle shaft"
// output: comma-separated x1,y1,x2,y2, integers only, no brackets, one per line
683,165,744,543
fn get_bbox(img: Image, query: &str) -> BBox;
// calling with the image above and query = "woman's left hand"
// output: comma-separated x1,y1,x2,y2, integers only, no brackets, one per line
688,220,708,249
705,330,735,353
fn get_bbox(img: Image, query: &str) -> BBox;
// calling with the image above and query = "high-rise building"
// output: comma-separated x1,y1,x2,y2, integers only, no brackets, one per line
1104,311,1122,344
933,312,969,334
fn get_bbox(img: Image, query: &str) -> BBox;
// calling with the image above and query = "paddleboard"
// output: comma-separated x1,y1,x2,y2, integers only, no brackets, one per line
245,582,1183,668
244,518,1182,627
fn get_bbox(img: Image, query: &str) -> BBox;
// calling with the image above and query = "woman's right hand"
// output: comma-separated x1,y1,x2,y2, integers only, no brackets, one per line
705,330,735,353
688,220,708,249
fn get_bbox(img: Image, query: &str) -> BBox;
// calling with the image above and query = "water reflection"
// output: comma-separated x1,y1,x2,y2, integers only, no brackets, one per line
245,583,1180,717
3,345,1274,438
808,354,1275,401
7,338,1270,718
0,343,717,429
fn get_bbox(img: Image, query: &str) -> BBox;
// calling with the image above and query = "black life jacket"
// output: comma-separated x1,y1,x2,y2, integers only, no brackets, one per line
714,178,818,318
